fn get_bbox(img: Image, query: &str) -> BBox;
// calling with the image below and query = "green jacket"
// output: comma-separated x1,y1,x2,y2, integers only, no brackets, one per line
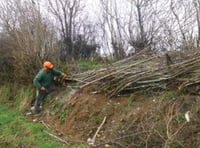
33,68,62,89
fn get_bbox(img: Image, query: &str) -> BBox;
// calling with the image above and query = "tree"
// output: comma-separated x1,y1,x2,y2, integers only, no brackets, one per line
47,0,86,61
0,0,57,82
193,0,200,47
167,0,197,50
127,0,160,52
99,0,127,60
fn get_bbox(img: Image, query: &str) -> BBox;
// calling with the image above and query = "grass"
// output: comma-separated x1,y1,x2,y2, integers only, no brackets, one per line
161,91,177,100
89,111,104,124
0,105,67,147
78,60,102,71
0,85,86,148
0,86,11,103
128,94,136,106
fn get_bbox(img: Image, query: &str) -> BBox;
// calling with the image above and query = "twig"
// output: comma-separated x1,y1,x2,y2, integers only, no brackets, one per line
40,120,69,145
94,131,149,147
44,130,69,145
40,120,50,130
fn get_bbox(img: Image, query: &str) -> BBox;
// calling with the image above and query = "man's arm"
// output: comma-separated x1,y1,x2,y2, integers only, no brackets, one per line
51,68,63,76
33,71,43,89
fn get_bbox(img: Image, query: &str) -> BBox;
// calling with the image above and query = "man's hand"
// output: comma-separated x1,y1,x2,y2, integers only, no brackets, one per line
61,73,67,78
40,86,46,91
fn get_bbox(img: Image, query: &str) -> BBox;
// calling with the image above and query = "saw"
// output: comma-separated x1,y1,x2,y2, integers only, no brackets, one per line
62,78,78,83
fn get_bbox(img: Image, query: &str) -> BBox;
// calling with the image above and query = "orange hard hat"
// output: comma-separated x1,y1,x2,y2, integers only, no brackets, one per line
43,61,53,69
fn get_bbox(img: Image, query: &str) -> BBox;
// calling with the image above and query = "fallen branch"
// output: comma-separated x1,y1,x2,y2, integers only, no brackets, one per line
73,51,200,98
40,120,69,145
40,120,50,130
87,116,107,146
94,131,149,147
44,130,69,145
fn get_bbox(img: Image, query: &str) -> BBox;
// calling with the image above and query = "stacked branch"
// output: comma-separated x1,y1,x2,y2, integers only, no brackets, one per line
74,51,200,98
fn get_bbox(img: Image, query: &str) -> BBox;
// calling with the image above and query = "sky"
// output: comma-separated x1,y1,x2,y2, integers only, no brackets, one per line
84,0,101,22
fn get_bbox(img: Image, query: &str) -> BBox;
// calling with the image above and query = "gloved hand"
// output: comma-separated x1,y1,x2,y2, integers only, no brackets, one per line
61,73,67,78
40,86,46,91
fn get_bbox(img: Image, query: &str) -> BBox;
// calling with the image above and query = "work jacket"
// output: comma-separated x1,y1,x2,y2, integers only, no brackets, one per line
33,68,62,89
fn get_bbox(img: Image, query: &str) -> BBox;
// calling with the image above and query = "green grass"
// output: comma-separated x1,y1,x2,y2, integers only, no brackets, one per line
0,105,81,148
78,60,102,71
0,85,86,147
128,94,136,106
0,86,11,103
89,111,104,124
161,91,177,100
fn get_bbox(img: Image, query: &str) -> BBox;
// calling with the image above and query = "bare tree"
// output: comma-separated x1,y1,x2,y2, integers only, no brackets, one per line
99,0,127,60
193,0,200,47
127,0,160,53
98,0,162,58
169,0,196,50
47,0,85,61
0,0,57,82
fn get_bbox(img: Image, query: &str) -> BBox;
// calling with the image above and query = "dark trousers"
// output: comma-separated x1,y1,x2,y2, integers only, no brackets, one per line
34,85,55,114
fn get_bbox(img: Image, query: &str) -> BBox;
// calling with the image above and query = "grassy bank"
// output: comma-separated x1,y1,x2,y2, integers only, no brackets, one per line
0,85,85,148
0,105,68,147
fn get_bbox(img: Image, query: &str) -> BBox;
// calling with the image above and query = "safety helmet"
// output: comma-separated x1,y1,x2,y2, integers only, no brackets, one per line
43,61,53,70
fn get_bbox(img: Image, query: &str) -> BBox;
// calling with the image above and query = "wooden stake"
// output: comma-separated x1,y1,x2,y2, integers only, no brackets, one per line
87,116,107,145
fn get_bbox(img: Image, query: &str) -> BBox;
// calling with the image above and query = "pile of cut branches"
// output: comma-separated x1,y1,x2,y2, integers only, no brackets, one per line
74,50,200,98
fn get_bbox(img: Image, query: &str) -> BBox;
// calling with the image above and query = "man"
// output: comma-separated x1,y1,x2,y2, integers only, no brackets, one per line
32,61,67,115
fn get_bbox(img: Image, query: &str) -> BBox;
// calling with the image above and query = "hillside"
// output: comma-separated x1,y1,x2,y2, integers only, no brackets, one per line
27,85,200,148
1,49,200,147
26,49,200,147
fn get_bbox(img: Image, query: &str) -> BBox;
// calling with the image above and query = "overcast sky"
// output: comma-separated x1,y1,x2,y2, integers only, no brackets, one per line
84,0,101,22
